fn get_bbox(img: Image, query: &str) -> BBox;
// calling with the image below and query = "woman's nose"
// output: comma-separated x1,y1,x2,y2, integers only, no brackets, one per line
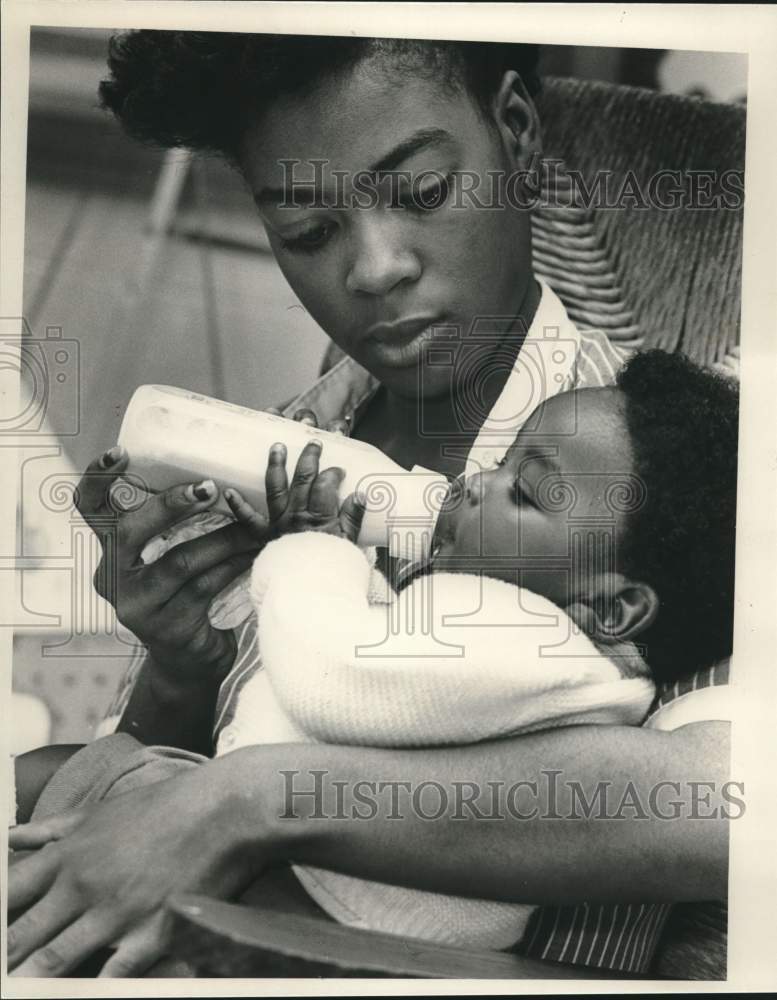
345,218,421,296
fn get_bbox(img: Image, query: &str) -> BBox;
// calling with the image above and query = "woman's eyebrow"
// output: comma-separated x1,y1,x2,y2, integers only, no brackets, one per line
253,127,453,207
369,127,453,173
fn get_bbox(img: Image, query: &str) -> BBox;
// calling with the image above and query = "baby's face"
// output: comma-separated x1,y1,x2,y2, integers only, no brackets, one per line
433,387,638,607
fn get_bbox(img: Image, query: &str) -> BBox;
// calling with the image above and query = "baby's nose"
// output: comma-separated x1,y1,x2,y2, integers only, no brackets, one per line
464,471,485,506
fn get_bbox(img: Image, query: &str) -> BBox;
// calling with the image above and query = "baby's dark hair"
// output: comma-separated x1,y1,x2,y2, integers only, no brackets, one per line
97,31,540,164
615,350,739,684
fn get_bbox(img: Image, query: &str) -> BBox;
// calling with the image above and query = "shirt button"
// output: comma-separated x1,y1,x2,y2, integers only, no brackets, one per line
221,726,237,747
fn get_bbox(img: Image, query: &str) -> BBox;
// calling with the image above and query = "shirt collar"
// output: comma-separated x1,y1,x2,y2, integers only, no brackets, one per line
464,279,581,474
283,353,377,427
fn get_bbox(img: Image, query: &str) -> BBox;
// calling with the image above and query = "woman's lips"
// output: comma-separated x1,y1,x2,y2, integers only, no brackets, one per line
366,315,442,369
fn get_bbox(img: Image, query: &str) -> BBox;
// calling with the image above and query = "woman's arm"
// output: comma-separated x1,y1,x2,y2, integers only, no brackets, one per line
267,719,731,904
115,643,234,754
8,719,730,976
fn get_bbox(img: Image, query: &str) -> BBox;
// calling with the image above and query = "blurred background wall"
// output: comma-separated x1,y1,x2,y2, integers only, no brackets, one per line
10,29,747,750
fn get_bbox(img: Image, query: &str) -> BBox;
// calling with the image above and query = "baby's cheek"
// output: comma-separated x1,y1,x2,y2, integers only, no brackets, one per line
481,517,523,560
517,566,570,607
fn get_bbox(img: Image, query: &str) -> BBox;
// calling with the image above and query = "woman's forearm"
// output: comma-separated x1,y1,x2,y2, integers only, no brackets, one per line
116,650,224,754
240,720,731,904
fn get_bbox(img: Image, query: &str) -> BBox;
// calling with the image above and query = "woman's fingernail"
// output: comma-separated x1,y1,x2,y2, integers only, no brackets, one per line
310,437,323,449
270,442,286,458
188,479,216,502
101,445,123,468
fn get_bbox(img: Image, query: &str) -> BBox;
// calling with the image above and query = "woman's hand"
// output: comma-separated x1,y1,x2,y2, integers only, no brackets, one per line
225,437,365,544
75,446,263,685
7,751,276,977
80,405,347,679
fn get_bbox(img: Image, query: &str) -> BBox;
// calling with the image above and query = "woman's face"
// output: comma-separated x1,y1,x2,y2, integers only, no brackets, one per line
239,56,536,399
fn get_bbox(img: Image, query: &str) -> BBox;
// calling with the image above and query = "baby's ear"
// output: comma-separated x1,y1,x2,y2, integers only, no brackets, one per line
565,578,659,645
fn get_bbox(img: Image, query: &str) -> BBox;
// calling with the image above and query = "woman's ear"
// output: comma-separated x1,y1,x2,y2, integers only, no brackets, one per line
491,70,542,172
565,579,660,645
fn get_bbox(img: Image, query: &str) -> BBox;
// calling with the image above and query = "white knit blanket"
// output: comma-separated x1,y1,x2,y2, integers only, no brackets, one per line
218,531,655,950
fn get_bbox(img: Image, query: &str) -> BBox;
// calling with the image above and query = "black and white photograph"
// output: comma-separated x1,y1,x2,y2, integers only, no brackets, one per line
2,1,776,992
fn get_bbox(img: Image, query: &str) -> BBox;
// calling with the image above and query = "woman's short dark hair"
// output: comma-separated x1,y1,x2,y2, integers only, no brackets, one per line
98,31,540,163
616,350,739,684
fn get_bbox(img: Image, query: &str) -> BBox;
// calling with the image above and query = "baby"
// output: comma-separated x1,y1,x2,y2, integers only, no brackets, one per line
206,348,738,947
16,349,738,950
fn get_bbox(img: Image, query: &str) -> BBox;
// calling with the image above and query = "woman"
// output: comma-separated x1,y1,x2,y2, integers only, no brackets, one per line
8,33,732,977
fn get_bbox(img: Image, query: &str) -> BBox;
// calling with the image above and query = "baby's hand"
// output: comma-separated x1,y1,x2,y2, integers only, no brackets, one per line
225,440,365,543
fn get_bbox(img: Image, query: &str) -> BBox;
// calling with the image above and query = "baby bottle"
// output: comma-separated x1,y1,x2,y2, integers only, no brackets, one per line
117,385,449,563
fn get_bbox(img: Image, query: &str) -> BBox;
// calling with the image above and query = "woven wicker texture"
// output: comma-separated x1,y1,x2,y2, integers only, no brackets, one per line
534,77,744,369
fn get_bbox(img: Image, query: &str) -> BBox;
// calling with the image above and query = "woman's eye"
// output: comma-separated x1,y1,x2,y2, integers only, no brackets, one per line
280,222,336,253
399,173,453,213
